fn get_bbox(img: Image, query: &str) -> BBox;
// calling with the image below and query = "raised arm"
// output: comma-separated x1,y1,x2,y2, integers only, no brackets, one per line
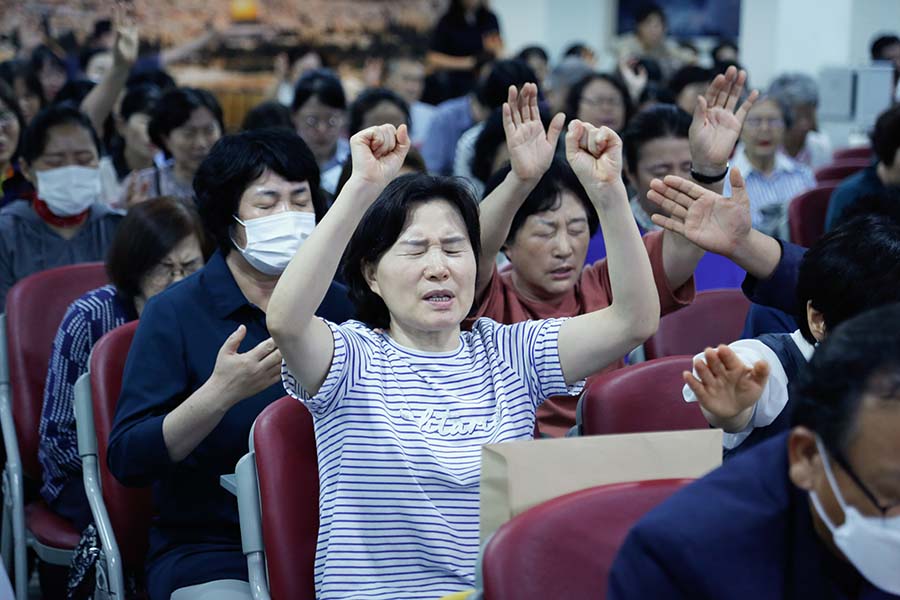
80,6,138,136
476,83,564,299
267,124,410,396
660,66,759,289
558,122,659,384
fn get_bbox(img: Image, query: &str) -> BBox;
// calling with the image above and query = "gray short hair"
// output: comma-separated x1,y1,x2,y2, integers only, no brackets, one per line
768,73,819,107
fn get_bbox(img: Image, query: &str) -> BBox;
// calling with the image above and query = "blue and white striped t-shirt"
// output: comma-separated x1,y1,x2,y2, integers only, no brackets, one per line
282,316,578,600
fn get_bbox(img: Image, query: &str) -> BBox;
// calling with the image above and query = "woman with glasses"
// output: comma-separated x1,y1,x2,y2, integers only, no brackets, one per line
38,196,209,532
119,87,223,208
566,72,634,134
732,96,815,238
291,69,349,176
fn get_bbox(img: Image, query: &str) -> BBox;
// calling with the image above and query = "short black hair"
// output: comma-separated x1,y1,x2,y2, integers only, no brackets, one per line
792,302,900,455
125,68,176,92
517,46,549,64
120,84,162,121
871,104,900,167
0,60,45,109
712,39,739,61
871,34,900,61
91,19,113,43
0,80,25,161
637,82,676,107
635,4,666,25
347,88,410,136
795,213,900,343
291,69,346,113
194,128,327,256
476,59,539,111
29,45,66,75
668,66,712,100
52,79,95,107
20,104,102,165
484,155,599,246
148,87,224,154
622,103,691,173
79,47,109,72
342,173,481,329
564,43,592,58
106,196,209,301
566,73,634,130
241,100,294,132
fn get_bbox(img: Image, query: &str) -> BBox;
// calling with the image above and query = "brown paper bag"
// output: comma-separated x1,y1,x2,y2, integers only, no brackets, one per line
480,428,722,542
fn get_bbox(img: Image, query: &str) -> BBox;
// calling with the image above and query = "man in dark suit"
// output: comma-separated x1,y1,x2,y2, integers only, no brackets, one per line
608,303,900,599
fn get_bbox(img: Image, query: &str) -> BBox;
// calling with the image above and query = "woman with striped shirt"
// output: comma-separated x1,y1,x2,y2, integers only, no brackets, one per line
267,93,660,598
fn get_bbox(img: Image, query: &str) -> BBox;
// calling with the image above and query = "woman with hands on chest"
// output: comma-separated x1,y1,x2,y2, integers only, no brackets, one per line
107,128,354,600
265,96,658,596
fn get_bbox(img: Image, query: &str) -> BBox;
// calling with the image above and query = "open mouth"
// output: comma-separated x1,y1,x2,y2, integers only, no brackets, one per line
549,266,575,280
423,290,455,306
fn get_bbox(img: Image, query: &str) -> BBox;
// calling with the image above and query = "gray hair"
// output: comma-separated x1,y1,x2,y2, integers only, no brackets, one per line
545,56,593,92
768,73,820,107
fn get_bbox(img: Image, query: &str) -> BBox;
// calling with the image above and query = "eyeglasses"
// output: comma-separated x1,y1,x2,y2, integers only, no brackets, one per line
744,117,785,130
0,111,17,128
146,261,201,284
580,96,624,109
299,115,344,131
831,447,900,516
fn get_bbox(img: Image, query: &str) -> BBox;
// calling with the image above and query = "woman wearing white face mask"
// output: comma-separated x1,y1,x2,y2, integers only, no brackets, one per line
0,104,122,307
107,128,354,600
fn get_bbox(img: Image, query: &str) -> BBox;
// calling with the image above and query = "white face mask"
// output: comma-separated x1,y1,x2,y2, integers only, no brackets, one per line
809,437,900,595
232,211,316,276
35,165,101,217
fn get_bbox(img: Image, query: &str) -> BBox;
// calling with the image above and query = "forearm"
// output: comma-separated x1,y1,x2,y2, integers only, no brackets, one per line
475,172,535,297
661,229,704,290
427,51,476,71
161,377,233,462
159,31,216,66
700,404,753,433
596,185,660,341
727,229,783,279
81,65,130,135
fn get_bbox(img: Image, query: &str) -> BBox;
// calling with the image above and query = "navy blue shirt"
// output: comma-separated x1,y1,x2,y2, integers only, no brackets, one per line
609,432,899,600
107,251,353,598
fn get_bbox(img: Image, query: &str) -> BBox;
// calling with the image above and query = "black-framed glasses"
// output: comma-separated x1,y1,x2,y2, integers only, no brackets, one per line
831,448,900,516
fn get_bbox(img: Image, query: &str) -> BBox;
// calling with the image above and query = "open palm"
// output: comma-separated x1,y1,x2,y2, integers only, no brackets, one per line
687,346,770,421
647,168,752,256
689,66,758,169
504,83,564,181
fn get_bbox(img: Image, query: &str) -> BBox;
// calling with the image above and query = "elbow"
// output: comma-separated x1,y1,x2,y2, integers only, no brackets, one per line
620,300,660,347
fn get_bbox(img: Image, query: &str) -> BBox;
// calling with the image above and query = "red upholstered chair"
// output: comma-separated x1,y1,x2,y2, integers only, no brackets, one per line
74,321,152,599
479,479,693,600
832,146,872,161
0,263,107,598
644,289,750,360
577,356,707,436
788,183,839,247
814,159,870,183
253,396,319,600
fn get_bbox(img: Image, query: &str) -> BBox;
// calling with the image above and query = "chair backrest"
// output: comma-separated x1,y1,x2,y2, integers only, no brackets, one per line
89,321,153,569
644,289,750,360
579,356,707,435
5,263,107,478
832,146,872,161
254,396,319,600
814,159,870,183
788,183,839,247
481,478,693,600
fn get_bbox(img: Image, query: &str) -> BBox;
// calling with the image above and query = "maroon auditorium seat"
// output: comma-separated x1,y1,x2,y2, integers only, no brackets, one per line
788,183,839,247
644,289,750,360
578,356,707,436
831,146,872,161
814,159,870,183
480,479,694,600
254,396,319,600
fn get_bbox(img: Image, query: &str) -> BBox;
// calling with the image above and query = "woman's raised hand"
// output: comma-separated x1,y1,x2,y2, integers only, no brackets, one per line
565,119,625,196
503,83,565,182
348,123,411,190
690,65,758,173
